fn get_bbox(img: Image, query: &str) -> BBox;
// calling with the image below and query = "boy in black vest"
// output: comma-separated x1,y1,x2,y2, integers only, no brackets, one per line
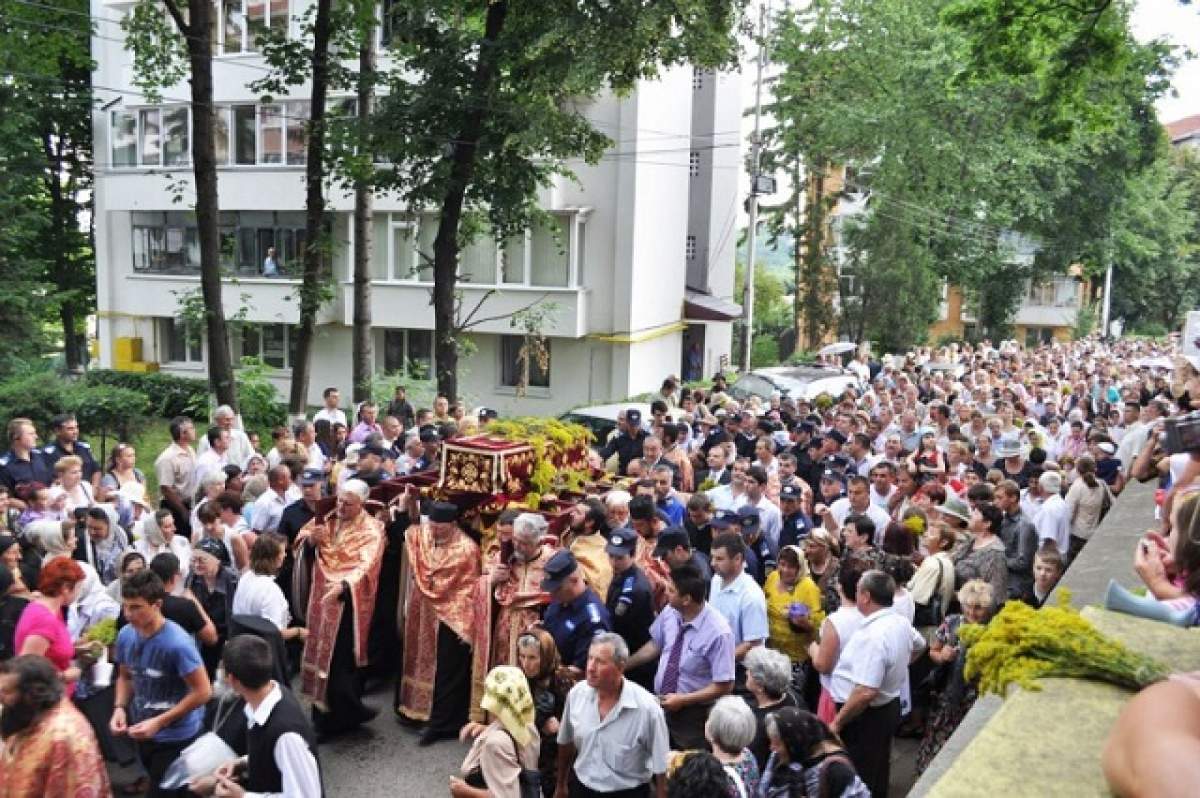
204,635,323,797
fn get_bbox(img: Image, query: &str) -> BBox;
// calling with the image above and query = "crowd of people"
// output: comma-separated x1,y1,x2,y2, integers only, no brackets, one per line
0,336,1195,798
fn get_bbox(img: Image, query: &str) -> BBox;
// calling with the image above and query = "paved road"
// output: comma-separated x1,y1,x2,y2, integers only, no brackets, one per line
320,682,466,797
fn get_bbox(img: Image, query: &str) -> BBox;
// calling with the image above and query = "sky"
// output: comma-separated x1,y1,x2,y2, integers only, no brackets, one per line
1131,0,1200,123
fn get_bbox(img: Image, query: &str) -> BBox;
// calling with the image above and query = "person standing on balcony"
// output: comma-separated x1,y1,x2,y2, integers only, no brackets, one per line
262,246,279,277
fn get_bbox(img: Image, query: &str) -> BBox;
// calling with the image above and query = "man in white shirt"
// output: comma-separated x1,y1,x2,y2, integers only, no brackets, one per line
194,427,230,491
196,405,255,468
251,465,293,536
292,420,326,472
868,462,897,510
823,476,892,545
736,466,782,554
830,570,926,798
312,387,347,428
1035,470,1071,553
706,461,749,513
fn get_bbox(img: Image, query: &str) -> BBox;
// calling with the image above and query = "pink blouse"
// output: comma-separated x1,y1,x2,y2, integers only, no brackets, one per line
14,601,75,695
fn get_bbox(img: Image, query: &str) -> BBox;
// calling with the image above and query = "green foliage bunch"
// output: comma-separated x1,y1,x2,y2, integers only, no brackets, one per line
85,370,210,420
0,372,149,442
234,359,288,436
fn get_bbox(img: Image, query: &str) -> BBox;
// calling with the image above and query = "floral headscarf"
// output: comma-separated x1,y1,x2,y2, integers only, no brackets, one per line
480,665,536,747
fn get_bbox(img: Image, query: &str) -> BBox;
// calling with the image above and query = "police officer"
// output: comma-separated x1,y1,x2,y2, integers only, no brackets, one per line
541,550,611,673
603,527,656,689
0,418,54,495
737,506,776,585
779,483,814,549
42,413,101,489
593,407,648,476
653,525,712,584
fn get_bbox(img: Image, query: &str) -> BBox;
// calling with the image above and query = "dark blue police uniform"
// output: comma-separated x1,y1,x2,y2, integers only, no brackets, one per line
0,448,54,493
543,589,611,670
780,511,813,550
605,565,656,688
43,439,101,482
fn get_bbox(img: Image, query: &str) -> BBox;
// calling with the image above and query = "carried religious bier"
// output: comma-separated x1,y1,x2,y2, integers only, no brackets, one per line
439,435,537,496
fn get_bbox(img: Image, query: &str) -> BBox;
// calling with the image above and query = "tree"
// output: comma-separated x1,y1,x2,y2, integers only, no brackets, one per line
764,0,1172,350
351,10,376,404
370,0,746,401
124,1,238,409
0,0,94,372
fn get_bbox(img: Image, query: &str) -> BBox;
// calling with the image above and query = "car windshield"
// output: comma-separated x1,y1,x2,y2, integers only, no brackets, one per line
559,412,616,442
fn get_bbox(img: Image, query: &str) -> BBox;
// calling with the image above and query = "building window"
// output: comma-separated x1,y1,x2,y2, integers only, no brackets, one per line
241,323,295,369
500,335,550,389
162,107,190,166
161,317,202,363
382,329,433,378
132,210,318,276
689,151,700,177
139,108,161,166
692,69,704,91
285,101,309,165
686,235,697,261
217,0,289,54
111,111,137,166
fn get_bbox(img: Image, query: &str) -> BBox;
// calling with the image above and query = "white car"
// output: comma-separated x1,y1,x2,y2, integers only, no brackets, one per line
559,402,654,443
728,365,863,403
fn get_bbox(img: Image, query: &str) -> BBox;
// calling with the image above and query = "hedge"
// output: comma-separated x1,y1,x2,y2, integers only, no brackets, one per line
85,370,209,419
0,372,151,441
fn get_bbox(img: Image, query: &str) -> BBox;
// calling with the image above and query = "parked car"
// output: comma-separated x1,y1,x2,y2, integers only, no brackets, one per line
728,365,862,403
559,402,654,444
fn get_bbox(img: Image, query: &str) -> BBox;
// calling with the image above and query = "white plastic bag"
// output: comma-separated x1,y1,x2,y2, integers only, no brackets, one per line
159,732,238,790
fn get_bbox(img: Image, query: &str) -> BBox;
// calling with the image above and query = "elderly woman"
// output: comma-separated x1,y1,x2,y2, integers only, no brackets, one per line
705,694,761,797
133,509,193,587
55,455,94,513
909,522,957,628
804,529,841,617
82,505,128,585
188,537,240,678
953,504,1008,606
764,547,825,664
190,470,230,542
742,647,795,761
452,665,541,798
515,629,571,796
759,707,867,798
916,579,996,772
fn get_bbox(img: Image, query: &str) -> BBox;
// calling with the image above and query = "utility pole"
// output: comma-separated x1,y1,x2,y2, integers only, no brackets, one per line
740,0,769,372
1101,235,1114,340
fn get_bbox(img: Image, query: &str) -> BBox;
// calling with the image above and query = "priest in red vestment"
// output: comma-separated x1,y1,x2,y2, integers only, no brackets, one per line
296,478,385,738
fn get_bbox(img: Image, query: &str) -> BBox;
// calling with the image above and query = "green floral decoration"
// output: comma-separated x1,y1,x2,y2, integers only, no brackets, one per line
485,418,594,495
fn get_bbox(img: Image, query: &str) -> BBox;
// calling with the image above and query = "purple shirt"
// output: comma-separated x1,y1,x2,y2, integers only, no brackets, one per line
348,421,382,443
650,603,735,696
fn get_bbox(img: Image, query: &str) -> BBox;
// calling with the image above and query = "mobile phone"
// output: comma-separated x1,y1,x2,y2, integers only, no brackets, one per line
1140,540,1151,555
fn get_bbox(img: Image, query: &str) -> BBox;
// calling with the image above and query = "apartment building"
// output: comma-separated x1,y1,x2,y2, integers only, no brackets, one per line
91,1,742,414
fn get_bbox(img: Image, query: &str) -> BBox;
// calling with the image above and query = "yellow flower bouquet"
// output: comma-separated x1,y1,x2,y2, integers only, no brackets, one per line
960,593,1169,697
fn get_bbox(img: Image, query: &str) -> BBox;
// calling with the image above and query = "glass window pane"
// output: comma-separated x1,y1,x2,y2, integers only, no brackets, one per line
459,234,496,284
247,0,266,51
383,330,404,373
286,102,308,165
233,105,256,164
139,108,161,166
162,107,189,166
415,216,436,281
222,0,244,53
501,335,550,387
269,0,288,37
189,322,202,362
258,229,275,272
406,329,432,379
530,217,569,287
286,325,297,369
184,226,200,270
238,228,256,273
167,319,187,362
112,111,137,166
502,235,526,284
213,107,230,165
259,105,282,163
262,324,286,368
242,326,261,360
391,225,416,281
370,214,389,279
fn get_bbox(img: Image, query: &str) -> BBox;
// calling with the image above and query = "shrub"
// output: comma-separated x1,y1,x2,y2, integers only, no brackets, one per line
234,358,287,437
0,373,150,444
0,371,72,433
85,370,209,419
750,337,780,368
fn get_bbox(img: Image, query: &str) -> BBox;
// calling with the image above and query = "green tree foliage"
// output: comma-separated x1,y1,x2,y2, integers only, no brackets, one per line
369,0,747,401
734,260,789,366
765,0,1175,350
0,0,94,373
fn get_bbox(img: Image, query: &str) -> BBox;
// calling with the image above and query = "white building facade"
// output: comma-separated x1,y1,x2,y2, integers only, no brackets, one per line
91,1,741,415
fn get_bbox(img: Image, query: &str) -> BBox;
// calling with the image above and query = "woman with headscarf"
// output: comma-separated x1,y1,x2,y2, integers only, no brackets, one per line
0,534,38,598
131,508,193,586
764,545,825,663
81,505,128,585
760,707,868,798
188,537,240,678
451,665,541,798
0,566,30,660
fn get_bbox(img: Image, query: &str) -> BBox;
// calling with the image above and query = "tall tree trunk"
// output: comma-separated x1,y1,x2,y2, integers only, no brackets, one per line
173,0,237,409
803,165,828,348
41,132,81,371
352,26,376,404
288,0,334,415
432,0,508,402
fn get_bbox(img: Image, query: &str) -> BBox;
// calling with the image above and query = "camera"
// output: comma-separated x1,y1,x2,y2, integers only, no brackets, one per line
1163,411,1200,455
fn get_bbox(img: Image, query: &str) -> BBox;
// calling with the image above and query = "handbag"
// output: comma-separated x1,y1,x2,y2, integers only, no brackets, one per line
463,728,541,798
913,557,946,628
1099,481,1114,519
